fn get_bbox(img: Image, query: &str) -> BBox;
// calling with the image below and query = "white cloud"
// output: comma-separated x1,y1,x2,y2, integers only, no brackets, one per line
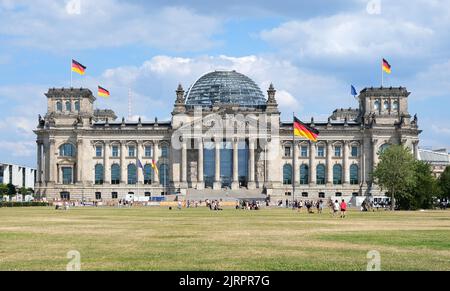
432,124,450,137
410,60,450,100
0,141,35,157
0,0,222,51
260,12,434,60
92,54,347,120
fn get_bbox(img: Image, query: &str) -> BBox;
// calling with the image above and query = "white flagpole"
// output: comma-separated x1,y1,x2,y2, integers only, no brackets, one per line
70,59,73,88
381,59,384,87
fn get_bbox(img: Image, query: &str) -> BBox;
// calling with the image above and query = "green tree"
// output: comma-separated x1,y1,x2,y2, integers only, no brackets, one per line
398,160,438,210
373,145,416,210
438,166,450,199
18,187,29,201
0,183,8,198
6,183,17,199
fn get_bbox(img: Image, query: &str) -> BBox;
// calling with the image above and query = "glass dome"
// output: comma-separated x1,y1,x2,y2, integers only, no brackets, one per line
185,71,266,108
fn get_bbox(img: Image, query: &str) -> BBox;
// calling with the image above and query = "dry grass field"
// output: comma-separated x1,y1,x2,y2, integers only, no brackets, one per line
0,206,449,271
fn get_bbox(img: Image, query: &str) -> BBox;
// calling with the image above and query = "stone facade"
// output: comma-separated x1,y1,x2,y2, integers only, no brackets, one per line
34,72,421,201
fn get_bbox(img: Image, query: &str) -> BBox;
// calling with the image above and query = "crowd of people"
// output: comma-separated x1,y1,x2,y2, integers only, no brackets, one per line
276,198,348,218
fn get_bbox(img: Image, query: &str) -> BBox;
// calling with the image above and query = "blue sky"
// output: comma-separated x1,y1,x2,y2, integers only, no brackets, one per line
0,0,450,167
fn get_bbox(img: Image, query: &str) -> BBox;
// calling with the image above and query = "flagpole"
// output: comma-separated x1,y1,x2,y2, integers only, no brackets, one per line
292,112,295,208
70,59,73,88
381,59,384,87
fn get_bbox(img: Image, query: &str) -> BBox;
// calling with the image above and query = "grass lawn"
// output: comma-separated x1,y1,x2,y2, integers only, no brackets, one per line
0,207,449,271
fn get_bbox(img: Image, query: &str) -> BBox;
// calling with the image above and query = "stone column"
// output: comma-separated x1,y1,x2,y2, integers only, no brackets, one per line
309,141,316,185
372,139,378,174
43,142,48,183
76,140,83,183
197,138,204,189
181,138,187,183
293,141,299,186
48,139,56,184
248,138,256,189
120,141,127,184
36,141,42,184
343,141,350,185
153,141,160,185
213,140,221,190
137,141,143,184
413,141,419,160
326,141,333,185
231,138,239,190
104,141,111,184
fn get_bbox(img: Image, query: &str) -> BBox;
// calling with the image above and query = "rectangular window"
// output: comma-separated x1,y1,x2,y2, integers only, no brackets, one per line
302,192,308,197
111,192,118,199
351,146,358,157
145,146,152,157
335,192,342,197
284,146,291,157
95,146,103,157
161,146,169,158
95,192,102,200
317,146,325,157
301,146,308,157
62,167,72,184
319,192,325,198
145,192,151,197
112,146,119,157
128,146,136,157
335,146,342,157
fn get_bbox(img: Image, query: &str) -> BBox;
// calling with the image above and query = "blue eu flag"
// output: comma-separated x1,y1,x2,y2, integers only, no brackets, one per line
351,85,357,96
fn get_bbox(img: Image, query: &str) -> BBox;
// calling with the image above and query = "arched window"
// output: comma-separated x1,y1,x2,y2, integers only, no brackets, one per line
374,100,380,111
300,164,309,185
379,143,390,154
144,164,153,184
95,164,104,185
333,164,343,185
350,164,359,185
74,101,80,111
161,144,169,158
283,164,292,185
56,101,62,112
59,143,75,157
111,164,120,185
383,100,389,110
159,164,169,186
127,164,137,185
316,164,325,185
65,101,71,112
392,101,399,111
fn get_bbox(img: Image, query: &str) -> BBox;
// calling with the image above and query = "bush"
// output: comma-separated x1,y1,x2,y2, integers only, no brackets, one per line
0,202,50,208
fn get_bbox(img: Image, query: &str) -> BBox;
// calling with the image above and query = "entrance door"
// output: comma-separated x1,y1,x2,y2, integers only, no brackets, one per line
60,192,70,201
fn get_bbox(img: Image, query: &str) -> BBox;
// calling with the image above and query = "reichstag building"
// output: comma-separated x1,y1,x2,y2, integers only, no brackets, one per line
34,70,421,201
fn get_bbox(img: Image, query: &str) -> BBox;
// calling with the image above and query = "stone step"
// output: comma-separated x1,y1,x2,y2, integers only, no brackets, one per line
185,188,266,201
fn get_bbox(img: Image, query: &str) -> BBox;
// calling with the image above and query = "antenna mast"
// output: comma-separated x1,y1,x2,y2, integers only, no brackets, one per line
128,88,132,121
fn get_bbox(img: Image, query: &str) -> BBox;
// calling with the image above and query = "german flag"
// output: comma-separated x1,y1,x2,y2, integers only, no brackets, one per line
382,58,391,74
71,59,86,75
151,159,159,175
294,116,319,142
98,86,110,98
